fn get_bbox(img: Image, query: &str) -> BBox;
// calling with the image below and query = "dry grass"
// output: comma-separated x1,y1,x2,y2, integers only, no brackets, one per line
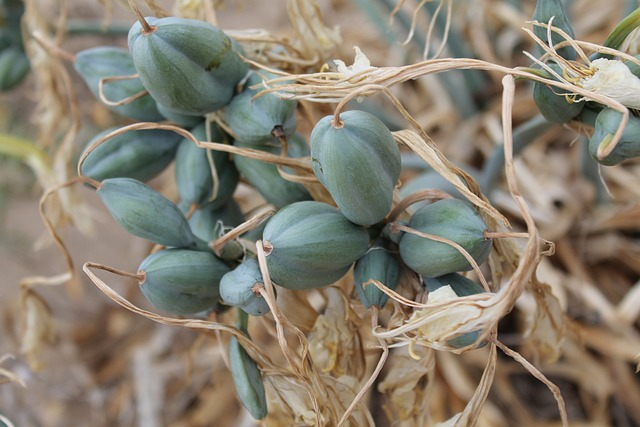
1,0,639,426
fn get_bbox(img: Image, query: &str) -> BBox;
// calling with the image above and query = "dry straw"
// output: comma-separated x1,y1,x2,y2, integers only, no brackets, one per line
19,1,640,425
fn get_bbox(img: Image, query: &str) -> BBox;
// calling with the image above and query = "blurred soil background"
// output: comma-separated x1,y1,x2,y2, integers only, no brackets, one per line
1,0,640,426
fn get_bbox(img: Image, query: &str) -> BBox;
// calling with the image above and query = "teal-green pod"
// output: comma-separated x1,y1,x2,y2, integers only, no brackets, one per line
175,122,239,210
229,333,268,420
624,55,640,78
128,16,248,115
589,108,640,166
219,258,270,316
222,70,297,145
399,165,480,211
74,46,163,121
262,201,370,290
157,102,203,128
353,243,401,309
310,110,401,226
97,177,205,249
80,127,180,182
399,199,492,278
188,199,244,242
532,0,577,60
533,63,584,124
0,46,29,91
233,133,312,208
424,273,486,348
138,248,230,315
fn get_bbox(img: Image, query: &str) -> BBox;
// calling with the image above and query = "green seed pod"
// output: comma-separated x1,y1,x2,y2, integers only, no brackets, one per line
624,55,640,78
175,122,239,210
533,0,576,60
156,102,202,127
589,108,640,166
399,166,480,211
0,0,25,45
399,199,492,278
222,70,297,145
220,258,270,316
81,127,181,182
138,248,230,315
188,199,244,242
353,242,401,309
262,201,370,290
128,16,248,116
533,63,584,124
74,46,163,121
229,333,268,420
310,110,401,226
233,133,312,208
0,46,29,91
97,177,204,249
424,273,486,348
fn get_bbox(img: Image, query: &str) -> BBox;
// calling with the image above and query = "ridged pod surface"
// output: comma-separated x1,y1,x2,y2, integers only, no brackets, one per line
175,122,238,210
222,70,297,144
533,63,584,123
97,178,204,249
399,198,492,278
424,273,486,348
353,243,401,309
229,333,268,419
532,0,576,60
310,110,401,226
74,46,163,121
589,108,640,166
262,201,370,290
128,16,248,115
219,258,270,316
138,248,230,315
81,127,180,182
156,102,202,128
233,133,312,208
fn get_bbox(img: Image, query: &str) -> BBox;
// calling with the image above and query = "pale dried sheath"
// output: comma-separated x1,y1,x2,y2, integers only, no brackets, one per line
579,58,640,109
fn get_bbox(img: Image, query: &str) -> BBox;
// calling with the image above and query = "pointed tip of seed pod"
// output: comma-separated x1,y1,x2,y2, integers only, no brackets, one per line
250,282,265,296
330,115,344,129
271,125,285,138
128,0,156,35
136,270,147,285
262,240,273,255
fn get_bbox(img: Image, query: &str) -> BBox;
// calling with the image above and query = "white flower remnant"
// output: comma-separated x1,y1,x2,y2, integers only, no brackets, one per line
333,46,375,77
410,285,463,342
579,58,640,109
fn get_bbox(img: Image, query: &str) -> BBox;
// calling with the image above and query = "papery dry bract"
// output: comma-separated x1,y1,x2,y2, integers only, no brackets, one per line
580,59,640,109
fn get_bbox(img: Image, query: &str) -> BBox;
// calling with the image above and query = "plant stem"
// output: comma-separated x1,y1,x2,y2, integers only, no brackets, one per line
478,114,552,195
421,1,489,97
0,133,50,179
350,0,397,45
364,0,479,118
579,135,608,205
236,308,249,333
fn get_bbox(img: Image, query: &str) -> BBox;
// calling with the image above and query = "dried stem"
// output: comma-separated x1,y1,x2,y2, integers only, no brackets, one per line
98,75,149,107
210,208,275,257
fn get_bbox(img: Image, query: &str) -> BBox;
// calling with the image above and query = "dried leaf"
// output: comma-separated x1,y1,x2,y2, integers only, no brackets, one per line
19,289,56,371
